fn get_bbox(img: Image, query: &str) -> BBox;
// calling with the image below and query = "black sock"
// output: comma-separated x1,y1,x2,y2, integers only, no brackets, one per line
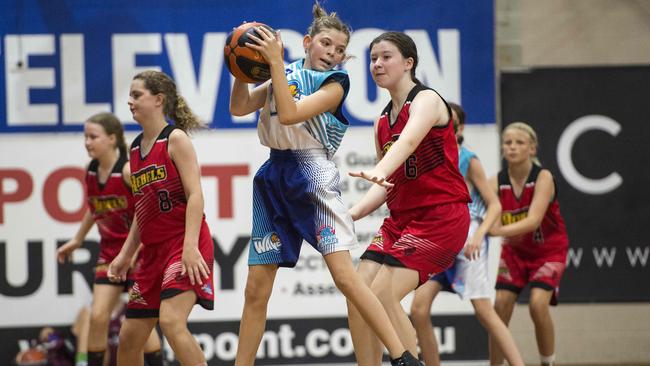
87,351,105,366
144,350,164,366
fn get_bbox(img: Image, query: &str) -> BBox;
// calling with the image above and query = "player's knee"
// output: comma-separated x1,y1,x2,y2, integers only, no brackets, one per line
410,301,430,322
330,271,355,296
89,308,110,328
528,299,549,322
243,279,272,307
159,316,184,338
369,281,392,307
118,328,141,352
474,305,494,327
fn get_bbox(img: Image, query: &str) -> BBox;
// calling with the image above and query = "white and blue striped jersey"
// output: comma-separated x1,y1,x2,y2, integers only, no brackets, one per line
257,59,350,158
459,146,487,220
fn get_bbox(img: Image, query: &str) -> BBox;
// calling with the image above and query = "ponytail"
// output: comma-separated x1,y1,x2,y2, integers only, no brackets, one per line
133,70,204,133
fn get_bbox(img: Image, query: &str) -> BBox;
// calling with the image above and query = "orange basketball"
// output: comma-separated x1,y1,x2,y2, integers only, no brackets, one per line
16,347,47,365
224,22,276,83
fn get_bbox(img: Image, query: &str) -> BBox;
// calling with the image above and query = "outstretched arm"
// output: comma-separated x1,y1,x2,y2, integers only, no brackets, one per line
349,118,387,220
349,90,449,187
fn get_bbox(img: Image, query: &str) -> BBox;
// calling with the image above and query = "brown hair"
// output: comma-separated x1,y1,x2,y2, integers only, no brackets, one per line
448,102,465,145
86,112,127,157
369,32,421,85
307,1,351,44
133,70,203,132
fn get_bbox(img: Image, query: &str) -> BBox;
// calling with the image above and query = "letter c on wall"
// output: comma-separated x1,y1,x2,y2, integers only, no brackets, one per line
557,115,622,195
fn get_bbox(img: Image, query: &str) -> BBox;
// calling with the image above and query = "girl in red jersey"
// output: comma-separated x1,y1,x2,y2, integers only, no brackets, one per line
410,104,524,366
56,113,162,366
488,122,569,366
346,32,470,365
108,70,214,366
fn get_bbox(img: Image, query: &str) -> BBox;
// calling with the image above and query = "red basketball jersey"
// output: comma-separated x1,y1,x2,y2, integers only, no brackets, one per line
86,156,135,261
130,125,199,246
498,164,569,258
376,84,470,212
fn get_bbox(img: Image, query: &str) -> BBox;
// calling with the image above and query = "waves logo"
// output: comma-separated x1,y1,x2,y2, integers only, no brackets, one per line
253,232,282,254
201,283,213,296
317,225,338,249
90,195,128,214
288,80,302,100
130,165,167,195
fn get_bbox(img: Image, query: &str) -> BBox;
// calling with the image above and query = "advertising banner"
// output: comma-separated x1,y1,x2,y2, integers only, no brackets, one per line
500,66,650,302
1,0,496,363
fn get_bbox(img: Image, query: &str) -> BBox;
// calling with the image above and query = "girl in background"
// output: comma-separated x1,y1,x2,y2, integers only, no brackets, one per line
57,113,162,366
489,122,569,366
409,104,523,366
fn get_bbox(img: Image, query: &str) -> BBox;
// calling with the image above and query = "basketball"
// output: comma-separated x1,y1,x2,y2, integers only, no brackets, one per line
224,22,276,83
16,347,47,365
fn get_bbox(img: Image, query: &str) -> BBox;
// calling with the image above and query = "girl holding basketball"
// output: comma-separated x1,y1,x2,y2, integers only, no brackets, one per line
56,113,162,366
108,70,214,366
488,122,569,366
409,103,524,366
229,3,420,366
345,32,470,365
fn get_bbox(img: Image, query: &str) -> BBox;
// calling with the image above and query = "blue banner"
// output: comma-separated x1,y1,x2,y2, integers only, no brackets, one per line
0,0,494,133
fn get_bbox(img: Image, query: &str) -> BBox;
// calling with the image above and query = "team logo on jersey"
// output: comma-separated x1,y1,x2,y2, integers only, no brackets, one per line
128,282,148,305
95,263,109,273
317,225,338,249
370,233,384,249
90,195,128,214
501,209,528,225
288,80,302,100
497,258,512,281
130,164,167,195
253,233,282,254
382,135,400,156
201,283,213,296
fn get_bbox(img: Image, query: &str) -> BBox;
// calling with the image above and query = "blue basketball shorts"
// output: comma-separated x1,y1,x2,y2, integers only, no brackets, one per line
248,148,358,267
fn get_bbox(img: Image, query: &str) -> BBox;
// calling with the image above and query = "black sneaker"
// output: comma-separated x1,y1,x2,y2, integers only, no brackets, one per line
390,351,422,366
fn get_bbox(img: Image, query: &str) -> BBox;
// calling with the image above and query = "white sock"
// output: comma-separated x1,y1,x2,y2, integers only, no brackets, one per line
540,353,555,365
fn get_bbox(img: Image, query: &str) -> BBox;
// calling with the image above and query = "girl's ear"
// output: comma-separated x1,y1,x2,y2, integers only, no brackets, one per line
155,93,164,107
108,133,117,147
405,57,414,72
529,140,538,158
302,34,312,53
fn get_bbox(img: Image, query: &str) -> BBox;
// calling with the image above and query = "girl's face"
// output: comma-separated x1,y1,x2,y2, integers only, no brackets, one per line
502,128,536,164
84,122,115,159
304,28,348,71
128,79,162,122
369,40,413,89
